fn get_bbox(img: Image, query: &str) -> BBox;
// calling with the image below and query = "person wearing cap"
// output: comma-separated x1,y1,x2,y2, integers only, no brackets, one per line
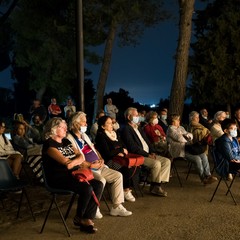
0,120,22,178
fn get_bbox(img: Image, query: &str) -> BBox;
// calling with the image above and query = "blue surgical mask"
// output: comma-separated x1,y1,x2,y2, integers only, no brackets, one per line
132,116,139,124
229,129,237,138
80,126,87,133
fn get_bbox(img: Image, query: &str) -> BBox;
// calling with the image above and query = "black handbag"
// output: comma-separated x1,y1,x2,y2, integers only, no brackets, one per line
185,142,207,155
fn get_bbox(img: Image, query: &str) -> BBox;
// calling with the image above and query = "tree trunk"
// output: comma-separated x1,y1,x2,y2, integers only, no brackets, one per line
169,0,195,117
93,20,117,121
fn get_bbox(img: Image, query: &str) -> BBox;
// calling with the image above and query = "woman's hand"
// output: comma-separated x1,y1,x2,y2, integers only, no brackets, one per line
123,148,128,155
90,159,104,170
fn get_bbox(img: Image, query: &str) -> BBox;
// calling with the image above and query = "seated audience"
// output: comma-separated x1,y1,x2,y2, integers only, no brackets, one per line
12,121,42,156
42,117,103,233
143,111,169,157
121,107,171,197
0,120,22,178
233,107,240,140
31,114,44,143
158,108,168,134
29,99,47,123
199,108,212,130
67,112,132,217
215,119,240,176
210,111,226,143
167,114,217,184
189,111,213,151
90,110,105,143
95,116,138,201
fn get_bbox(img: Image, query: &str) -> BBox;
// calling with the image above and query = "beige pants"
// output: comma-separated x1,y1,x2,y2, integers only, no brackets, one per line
93,165,124,206
144,155,171,183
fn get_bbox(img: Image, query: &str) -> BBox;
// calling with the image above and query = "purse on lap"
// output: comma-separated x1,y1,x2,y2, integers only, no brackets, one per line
112,153,144,168
71,168,100,206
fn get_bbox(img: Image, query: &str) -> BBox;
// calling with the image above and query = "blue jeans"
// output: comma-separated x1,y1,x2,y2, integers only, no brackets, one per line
185,152,211,180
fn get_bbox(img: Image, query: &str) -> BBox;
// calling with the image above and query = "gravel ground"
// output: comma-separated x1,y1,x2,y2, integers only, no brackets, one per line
1,160,240,240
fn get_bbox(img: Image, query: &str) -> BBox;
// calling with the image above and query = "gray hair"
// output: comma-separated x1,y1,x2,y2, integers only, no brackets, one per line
213,111,225,121
189,111,199,122
43,117,66,140
68,111,86,130
124,107,137,121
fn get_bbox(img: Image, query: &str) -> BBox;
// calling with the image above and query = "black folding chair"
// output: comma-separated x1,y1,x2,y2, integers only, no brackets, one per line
0,158,35,220
40,163,76,237
209,148,238,205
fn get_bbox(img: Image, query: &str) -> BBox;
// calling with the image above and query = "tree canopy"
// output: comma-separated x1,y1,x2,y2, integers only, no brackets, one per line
188,0,240,112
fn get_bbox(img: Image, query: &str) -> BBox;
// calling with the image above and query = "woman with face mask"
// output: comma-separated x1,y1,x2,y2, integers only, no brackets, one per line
67,112,132,218
210,111,227,144
143,111,170,157
215,118,240,175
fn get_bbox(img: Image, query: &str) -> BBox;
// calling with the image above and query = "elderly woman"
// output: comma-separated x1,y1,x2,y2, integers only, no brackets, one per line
0,120,22,178
42,117,103,234
210,111,226,143
143,111,169,157
67,112,132,218
167,114,217,184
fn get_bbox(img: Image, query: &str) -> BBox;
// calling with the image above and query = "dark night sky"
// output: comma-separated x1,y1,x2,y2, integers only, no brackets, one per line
0,1,206,105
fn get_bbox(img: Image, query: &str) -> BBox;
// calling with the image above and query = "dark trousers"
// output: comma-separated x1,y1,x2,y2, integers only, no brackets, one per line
50,177,103,219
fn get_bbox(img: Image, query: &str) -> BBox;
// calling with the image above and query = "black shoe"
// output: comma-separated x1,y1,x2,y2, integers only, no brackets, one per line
79,224,97,234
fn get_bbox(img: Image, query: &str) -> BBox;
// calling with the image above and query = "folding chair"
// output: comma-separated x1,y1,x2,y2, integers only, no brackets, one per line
40,163,76,237
209,148,238,205
0,158,35,220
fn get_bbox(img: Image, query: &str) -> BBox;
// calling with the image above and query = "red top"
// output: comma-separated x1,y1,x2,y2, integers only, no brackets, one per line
144,124,166,143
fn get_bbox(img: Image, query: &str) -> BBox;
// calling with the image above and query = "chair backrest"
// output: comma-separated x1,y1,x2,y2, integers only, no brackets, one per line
0,159,16,187
41,162,73,194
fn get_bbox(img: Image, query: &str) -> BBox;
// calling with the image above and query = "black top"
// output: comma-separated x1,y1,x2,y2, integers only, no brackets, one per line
42,138,75,186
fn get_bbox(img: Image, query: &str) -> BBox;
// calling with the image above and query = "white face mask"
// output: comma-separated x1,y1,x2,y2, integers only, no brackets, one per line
152,118,158,125
161,115,167,121
132,116,139,124
80,126,87,133
229,129,237,138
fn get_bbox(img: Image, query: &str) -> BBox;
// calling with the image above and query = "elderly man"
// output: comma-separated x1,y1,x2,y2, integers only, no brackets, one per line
121,107,171,197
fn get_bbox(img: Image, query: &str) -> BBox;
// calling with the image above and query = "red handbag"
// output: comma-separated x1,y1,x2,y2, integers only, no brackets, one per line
71,168,100,206
72,168,94,182
113,153,144,168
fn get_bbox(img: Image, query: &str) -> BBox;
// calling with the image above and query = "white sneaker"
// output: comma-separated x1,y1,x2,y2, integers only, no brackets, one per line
110,204,132,217
124,190,135,202
95,207,103,219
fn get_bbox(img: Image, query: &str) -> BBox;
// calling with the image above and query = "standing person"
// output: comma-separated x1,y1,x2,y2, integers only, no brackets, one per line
104,98,118,119
0,120,22,178
121,107,171,197
42,117,103,234
48,98,62,118
67,112,132,217
64,98,76,118
29,99,47,123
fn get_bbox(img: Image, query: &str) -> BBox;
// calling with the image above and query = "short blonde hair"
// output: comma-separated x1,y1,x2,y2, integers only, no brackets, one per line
43,117,66,140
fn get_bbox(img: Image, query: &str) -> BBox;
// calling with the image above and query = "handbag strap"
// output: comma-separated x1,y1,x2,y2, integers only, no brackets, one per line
84,179,100,207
